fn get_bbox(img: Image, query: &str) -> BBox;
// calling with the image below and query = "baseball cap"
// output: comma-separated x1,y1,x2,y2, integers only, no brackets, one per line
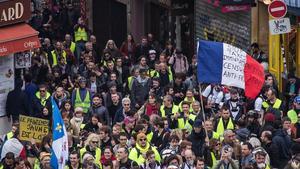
294,96,300,104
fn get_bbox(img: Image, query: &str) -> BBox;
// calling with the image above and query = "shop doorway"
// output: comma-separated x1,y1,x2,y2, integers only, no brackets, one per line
93,0,127,50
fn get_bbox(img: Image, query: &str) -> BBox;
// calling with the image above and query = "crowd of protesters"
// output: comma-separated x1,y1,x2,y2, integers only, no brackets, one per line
1,0,300,169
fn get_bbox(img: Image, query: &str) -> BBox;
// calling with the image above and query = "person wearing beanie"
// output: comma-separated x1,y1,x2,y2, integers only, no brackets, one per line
82,152,100,169
129,132,161,165
70,107,85,137
187,119,206,157
71,76,91,115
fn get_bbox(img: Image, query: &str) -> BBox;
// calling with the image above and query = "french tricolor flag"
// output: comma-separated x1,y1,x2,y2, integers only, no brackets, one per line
197,40,265,99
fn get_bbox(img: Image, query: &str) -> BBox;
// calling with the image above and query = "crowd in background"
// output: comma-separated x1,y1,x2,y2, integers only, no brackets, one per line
1,0,300,169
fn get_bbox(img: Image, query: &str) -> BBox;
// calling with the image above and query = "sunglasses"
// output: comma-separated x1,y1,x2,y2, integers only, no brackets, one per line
40,90,46,92
139,138,147,142
92,141,99,144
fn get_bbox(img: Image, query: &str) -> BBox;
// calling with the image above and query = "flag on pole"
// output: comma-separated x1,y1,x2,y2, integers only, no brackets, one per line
50,97,68,169
197,40,265,99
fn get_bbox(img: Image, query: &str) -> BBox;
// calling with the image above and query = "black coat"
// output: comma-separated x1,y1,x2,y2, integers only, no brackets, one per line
187,129,206,157
263,141,281,168
272,129,292,167
6,89,30,120
31,92,52,117
131,78,151,106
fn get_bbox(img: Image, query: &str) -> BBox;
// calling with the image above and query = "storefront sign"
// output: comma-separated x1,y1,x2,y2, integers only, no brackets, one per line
269,17,291,35
221,4,251,13
0,0,31,27
0,36,40,57
221,0,255,5
19,115,49,143
172,0,193,15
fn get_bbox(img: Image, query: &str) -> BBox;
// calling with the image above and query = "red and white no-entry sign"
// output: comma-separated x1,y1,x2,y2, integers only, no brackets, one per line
268,0,287,18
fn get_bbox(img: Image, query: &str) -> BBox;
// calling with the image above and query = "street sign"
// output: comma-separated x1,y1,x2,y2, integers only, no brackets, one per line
269,17,291,35
268,0,287,18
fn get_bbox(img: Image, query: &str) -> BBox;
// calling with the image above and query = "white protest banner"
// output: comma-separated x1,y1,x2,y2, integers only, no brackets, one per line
221,43,246,89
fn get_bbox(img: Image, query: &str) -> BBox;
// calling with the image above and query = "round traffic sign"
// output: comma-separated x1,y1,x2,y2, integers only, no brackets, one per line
268,0,287,18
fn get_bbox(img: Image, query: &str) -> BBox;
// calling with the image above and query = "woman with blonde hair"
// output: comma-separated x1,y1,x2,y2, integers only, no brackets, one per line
104,39,121,58
80,133,102,167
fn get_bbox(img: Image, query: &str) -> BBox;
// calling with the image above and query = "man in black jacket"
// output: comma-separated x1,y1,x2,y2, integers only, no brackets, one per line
6,78,30,122
187,119,206,157
260,130,281,168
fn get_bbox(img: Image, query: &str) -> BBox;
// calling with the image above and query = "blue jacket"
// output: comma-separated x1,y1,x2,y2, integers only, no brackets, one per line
113,107,125,124
272,129,292,160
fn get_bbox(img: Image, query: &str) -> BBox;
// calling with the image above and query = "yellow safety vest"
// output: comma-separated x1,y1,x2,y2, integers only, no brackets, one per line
167,66,173,81
288,109,298,124
179,97,196,112
33,159,40,169
147,132,153,143
80,123,86,129
262,99,282,110
177,113,196,130
74,89,91,113
35,91,51,107
148,70,159,78
74,27,88,42
210,151,217,168
212,131,220,140
216,118,234,136
129,144,161,165
80,147,101,166
70,42,76,54
158,70,173,82
160,104,179,117
6,131,13,140
127,76,134,91
51,50,67,67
